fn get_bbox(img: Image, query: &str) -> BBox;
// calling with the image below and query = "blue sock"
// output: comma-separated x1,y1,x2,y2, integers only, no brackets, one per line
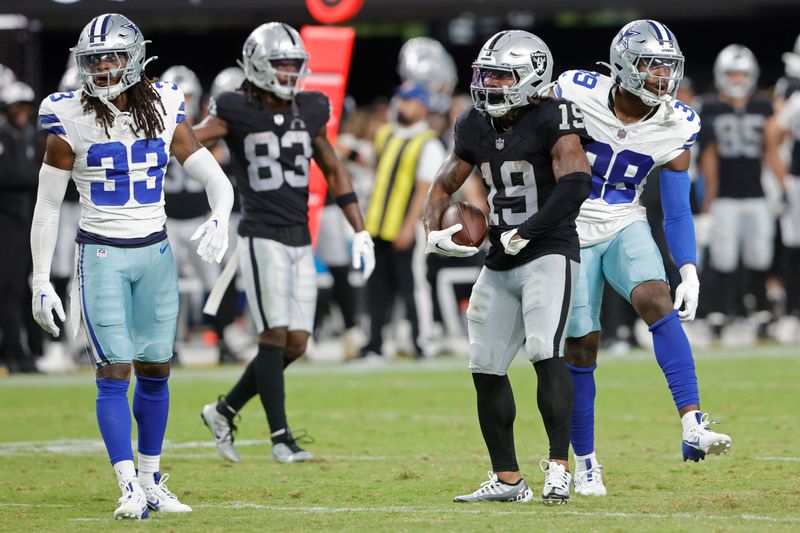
650,310,700,410
566,363,597,456
96,379,134,465
132,374,170,456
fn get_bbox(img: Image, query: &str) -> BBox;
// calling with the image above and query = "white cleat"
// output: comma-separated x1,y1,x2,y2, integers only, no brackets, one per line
114,479,149,520
573,460,607,496
271,429,315,464
201,401,241,463
540,460,571,505
682,412,732,462
453,471,533,502
144,472,192,513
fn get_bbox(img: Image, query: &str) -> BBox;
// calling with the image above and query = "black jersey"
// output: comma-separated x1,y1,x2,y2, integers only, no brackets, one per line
213,89,330,245
164,157,210,220
454,99,592,271
699,96,772,199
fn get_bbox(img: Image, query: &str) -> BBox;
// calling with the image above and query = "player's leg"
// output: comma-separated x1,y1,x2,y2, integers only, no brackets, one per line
519,255,578,504
707,198,742,333
453,268,532,503
359,238,395,358
129,240,190,512
268,246,317,462
607,221,731,461
741,198,776,336
564,244,607,496
79,243,147,519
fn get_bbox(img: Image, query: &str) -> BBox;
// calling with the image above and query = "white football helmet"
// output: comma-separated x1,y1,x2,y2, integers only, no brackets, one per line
470,30,553,117
398,37,458,114
161,65,202,119
238,22,308,100
0,63,16,91
59,52,81,92
714,44,759,98
783,34,800,79
609,19,684,107
210,66,245,99
71,13,154,100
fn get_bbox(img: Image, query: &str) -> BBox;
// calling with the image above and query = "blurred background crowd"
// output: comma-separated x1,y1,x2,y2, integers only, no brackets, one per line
0,1,799,373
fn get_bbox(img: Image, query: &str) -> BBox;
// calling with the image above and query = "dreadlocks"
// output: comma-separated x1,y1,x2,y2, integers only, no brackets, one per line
82,74,167,139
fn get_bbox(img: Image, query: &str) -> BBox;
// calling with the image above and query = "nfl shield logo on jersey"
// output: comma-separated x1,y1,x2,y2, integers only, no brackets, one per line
97,248,107,258
496,137,505,150
274,114,284,126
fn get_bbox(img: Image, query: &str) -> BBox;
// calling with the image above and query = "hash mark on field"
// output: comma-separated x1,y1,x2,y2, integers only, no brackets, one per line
194,503,800,523
756,456,800,461
0,503,71,508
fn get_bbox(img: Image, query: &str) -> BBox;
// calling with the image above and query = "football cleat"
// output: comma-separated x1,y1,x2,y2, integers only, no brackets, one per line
573,458,607,496
114,479,149,520
540,460,571,504
201,400,241,463
682,412,732,462
453,471,533,502
271,429,314,464
144,472,192,513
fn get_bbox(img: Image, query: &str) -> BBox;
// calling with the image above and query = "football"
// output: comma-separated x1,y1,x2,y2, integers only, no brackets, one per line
440,201,488,248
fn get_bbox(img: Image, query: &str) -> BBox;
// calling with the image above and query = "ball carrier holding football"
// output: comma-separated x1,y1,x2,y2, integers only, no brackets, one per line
423,30,592,504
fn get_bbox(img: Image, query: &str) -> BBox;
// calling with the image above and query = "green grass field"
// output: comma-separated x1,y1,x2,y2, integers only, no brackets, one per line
1,345,799,531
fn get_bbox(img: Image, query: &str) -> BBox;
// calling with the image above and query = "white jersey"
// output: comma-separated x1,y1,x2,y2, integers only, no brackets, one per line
555,70,700,247
38,82,187,240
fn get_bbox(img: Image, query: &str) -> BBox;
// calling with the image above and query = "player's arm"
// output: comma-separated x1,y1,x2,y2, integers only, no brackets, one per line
662,150,700,320
312,127,375,279
30,134,74,337
698,142,719,214
763,115,788,189
312,128,365,233
421,152,480,257
514,134,591,241
193,114,229,148
422,152,474,232
171,120,235,263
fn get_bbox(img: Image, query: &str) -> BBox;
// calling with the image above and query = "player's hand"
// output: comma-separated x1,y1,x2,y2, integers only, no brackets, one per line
674,263,700,321
352,230,376,281
425,224,479,258
500,228,530,256
31,280,66,338
191,214,229,263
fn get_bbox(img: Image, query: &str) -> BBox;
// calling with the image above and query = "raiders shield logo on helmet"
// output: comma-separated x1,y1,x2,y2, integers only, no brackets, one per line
531,51,548,76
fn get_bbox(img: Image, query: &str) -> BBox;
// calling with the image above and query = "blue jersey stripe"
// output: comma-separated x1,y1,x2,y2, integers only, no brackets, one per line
43,125,67,135
39,114,60,124
176,114,186,125
178,102,185,111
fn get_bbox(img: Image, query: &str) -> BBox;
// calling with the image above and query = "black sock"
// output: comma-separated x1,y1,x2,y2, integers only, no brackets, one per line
534,358,573,462
252,343,288,438
223,358,258,414
473,373,519,472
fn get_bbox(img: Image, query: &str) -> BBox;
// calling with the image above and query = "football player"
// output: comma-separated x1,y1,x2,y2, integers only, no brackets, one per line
424,30,592,504
30,14,234,519
197,23,375,464
554,20,732,497
699,46,786,337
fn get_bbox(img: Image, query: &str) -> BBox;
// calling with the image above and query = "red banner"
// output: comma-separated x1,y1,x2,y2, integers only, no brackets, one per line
300,25,356,248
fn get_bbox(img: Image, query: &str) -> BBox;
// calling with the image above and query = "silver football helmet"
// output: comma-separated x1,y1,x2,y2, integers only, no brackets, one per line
238,22,308,100
782,34,800,79
714,44,759,98
161,65,202,119
470,30,553,117
398,37,458,114
211,66,246,99
71,13,154,100
59,52,81,92
0,63,16,91
609,19,684,107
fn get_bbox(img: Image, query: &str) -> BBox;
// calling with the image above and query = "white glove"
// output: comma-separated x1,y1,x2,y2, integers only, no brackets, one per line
500,228,530,256
32,280,65,337
674,263,700,321
352,230,376,281
191,214,229,263
425,224,479,258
